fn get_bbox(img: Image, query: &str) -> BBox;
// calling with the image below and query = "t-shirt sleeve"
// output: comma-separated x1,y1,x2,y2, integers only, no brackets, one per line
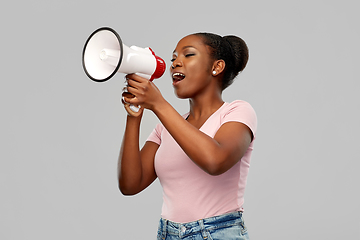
222,100,257,140
146,123,163,145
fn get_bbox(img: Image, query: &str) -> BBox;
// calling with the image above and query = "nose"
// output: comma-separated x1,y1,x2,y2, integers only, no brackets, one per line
171,59,182,69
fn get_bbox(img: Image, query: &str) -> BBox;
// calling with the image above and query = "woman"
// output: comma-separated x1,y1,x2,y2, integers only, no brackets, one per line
118,32,257,239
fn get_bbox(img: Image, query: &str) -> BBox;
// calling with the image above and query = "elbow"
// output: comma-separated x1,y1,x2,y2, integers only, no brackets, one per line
120,190,136,196
194,153,224,176
201,152,237,176
119,186,137,196
201,151,242,176
206,167,225,176
203,161,227,176
119,187,133,196
118,182,138,196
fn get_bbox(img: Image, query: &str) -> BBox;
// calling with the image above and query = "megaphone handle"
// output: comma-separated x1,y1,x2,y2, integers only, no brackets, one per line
122,92,142,116
122,73,152,117
129,104,140,112
124,103,142,117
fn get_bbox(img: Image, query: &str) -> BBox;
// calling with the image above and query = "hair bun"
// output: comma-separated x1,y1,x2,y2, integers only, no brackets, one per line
193,32,249,90
223,35,249,73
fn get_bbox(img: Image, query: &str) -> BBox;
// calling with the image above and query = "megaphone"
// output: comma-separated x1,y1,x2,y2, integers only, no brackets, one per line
82,27,166,115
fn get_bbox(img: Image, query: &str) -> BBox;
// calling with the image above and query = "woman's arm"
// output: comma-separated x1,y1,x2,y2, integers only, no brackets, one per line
124,74,252,176
118,113,159,195
154,102,252,175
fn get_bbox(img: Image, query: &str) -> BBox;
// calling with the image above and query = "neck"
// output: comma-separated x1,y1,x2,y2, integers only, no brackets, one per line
188,91,224,119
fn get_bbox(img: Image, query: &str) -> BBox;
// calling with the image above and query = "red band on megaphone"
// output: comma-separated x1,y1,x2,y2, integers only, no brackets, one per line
148,47,166,81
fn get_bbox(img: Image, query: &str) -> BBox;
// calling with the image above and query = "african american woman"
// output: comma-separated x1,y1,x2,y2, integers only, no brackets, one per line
118,32,257,240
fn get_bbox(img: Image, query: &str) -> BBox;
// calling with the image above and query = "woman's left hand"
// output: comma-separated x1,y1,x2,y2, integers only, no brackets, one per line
123,74,165,113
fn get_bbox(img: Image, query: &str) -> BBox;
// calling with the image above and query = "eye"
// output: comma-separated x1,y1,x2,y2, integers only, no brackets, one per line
185,53,195,57
170,58,176,62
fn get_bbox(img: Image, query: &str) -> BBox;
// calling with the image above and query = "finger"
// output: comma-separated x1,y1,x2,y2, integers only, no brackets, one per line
126,78,147,91
126,73,149,83
124,78,142,96
123,95,138,105
122,91,134,99
124,85,143,101
121,96,141,113
121,92,135,104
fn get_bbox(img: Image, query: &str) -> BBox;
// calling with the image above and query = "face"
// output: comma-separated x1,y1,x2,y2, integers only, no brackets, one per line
170,35,215,99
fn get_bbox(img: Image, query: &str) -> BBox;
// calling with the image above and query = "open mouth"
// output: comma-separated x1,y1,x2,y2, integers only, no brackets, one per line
172,72,185,83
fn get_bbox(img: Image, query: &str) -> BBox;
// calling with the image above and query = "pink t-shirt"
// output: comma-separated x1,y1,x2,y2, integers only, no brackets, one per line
146,100,257,223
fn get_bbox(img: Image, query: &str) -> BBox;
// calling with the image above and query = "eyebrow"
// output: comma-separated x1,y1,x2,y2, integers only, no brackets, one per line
173,45,196,54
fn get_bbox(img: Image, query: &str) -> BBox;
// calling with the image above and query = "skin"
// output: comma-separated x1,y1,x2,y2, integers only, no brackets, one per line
118,35,253,195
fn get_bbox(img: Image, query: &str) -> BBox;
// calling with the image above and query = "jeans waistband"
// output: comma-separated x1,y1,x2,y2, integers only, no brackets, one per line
159,211,244,238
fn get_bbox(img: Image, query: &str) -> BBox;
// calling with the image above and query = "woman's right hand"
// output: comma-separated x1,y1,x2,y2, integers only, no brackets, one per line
122,74,166,113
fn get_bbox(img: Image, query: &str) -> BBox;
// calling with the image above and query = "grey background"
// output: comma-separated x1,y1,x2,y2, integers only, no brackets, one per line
1,0,359,239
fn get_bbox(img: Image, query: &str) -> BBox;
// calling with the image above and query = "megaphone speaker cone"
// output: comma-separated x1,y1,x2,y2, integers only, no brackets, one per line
82,27,123,82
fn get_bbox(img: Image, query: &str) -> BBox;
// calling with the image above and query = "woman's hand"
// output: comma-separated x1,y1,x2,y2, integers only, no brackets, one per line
121,91,144,117
122,74,165,114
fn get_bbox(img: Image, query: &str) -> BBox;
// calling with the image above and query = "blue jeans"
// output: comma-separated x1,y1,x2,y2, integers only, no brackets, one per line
157,211,250,240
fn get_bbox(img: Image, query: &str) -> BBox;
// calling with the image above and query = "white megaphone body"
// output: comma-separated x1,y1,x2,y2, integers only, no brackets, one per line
82,27,166,115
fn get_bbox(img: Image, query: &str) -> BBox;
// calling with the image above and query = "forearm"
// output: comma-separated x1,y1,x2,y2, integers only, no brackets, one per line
153,101,227,175
118,115,143,193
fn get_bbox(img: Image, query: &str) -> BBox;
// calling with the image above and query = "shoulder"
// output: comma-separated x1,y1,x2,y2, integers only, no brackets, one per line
221,100,256,116
146,123,165,145
220,100,257,138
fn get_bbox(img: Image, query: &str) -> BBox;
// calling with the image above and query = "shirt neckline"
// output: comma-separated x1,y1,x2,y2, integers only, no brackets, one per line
185,102,228,130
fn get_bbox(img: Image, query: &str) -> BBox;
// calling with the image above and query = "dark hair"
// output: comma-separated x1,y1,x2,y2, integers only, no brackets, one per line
194,33,249,90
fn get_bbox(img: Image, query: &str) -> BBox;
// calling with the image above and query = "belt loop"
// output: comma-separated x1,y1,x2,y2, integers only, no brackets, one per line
162,219,167,239
198,219,208,239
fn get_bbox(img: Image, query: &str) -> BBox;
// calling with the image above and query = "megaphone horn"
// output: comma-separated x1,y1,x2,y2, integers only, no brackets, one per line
82,27,166,115
82,27,166,82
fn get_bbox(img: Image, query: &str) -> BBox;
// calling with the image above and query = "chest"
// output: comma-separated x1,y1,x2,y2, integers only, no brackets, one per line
154,129,209,182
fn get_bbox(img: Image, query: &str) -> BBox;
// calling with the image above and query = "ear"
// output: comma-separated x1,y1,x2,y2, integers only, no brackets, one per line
212,60,226,76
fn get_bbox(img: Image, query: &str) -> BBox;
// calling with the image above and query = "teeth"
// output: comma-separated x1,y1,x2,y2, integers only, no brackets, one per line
173,73,185,78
